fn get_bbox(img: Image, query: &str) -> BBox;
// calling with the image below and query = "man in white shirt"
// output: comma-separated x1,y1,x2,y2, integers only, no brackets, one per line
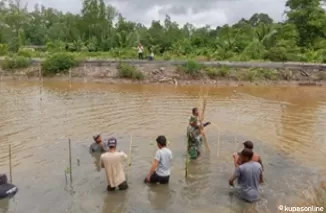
144,135,172,184
100,137,128,191
137,43,144,60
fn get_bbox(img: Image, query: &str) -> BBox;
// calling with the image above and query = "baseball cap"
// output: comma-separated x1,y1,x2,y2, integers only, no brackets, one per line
106,137,117,147
243,141,254,149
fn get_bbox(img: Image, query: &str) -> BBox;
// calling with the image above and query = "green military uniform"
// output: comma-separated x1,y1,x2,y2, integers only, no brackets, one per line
186,115,202,159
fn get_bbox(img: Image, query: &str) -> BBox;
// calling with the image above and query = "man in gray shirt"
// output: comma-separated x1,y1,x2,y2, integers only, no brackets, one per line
229,148,263,202
89,134,106,153
144,135,172,184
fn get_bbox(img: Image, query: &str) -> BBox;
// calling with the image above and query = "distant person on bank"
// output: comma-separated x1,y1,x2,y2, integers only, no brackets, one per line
89,134,106,153
137,43,144,60
148,46,154,61
100,137,128,191
229,148,263,203
144,135,172,184
233,141,263,169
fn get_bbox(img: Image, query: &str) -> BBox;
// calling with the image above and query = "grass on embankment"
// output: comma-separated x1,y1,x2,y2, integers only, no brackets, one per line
176,59,326,81
1,55,326,82
116,62,144,80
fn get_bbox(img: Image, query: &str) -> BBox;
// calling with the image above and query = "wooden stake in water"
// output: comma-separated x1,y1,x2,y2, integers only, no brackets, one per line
39,67,42,81
216,129,220,157
200,97,210,153
9,145,12,183
128,134,132,167
185,142,189,180
126,134,133,180
68,138,72,183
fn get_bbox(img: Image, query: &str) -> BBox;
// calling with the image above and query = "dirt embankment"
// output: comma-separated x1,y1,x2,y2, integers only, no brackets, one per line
1,59,326,86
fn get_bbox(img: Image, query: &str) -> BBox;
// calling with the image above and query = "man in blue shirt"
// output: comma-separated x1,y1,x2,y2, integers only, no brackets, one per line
229,148,263,202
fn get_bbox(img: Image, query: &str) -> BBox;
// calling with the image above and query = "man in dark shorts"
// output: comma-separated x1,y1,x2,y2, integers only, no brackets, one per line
0,174,18,199
229,148,263,202
100,137,128,191
144,135,172,184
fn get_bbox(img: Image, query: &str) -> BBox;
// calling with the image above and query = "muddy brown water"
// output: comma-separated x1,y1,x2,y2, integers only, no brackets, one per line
0,80,326,213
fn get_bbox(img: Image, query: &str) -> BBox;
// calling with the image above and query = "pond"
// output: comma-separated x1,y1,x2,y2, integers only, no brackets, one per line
0,80,325,213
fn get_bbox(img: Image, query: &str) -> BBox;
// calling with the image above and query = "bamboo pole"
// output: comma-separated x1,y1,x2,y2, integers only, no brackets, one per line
128,134,132,167
126,134,133,180
217,129,220,157
9,145,12,183
39,67,43,101
185,139,189,180
200,97,210,152
68,138,72,183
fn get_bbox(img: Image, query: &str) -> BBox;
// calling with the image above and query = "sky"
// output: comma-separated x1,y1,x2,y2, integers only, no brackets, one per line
23,0,287,27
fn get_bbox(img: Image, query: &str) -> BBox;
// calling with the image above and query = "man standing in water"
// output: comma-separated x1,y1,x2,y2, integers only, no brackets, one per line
233,141,263,169
100,137,128,191
229,148,263,202
187,107,210,159
89,134,106,153
144,135,172,184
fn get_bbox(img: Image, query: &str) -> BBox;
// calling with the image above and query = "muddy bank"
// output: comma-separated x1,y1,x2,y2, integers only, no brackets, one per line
1,59,326,86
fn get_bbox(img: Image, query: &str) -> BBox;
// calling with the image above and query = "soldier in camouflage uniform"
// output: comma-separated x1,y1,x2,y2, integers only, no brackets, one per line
187,108,210,159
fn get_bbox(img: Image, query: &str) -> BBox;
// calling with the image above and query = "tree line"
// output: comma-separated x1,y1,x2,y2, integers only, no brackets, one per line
1,0,326,62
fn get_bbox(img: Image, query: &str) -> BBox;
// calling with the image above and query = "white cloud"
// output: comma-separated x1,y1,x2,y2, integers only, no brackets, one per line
22,0,287,27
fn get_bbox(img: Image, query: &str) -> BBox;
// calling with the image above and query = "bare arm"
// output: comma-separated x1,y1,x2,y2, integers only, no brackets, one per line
189,120,199,128
229,167,240,186
146,159,158,180
258,157,264,171
119,151,128,160
259,170,264,184
233,152,240,167
229,173,236,186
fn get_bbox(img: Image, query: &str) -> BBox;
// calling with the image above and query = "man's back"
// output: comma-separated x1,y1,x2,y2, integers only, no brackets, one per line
155,147,172,177
100,151,127,187
237,161,262,202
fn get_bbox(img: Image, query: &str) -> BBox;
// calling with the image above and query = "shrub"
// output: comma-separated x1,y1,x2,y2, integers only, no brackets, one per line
204,67,218,78
17,47,35,58
263,47,288,62
117,62,144,80
218,66,230,77
257,68,278,80
41,52,78,76
163,52,172,60
178,60,202,77
242,69,257,81
0,44,8,56
1,55,31,70
242,68,278,81
46,41,65,52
